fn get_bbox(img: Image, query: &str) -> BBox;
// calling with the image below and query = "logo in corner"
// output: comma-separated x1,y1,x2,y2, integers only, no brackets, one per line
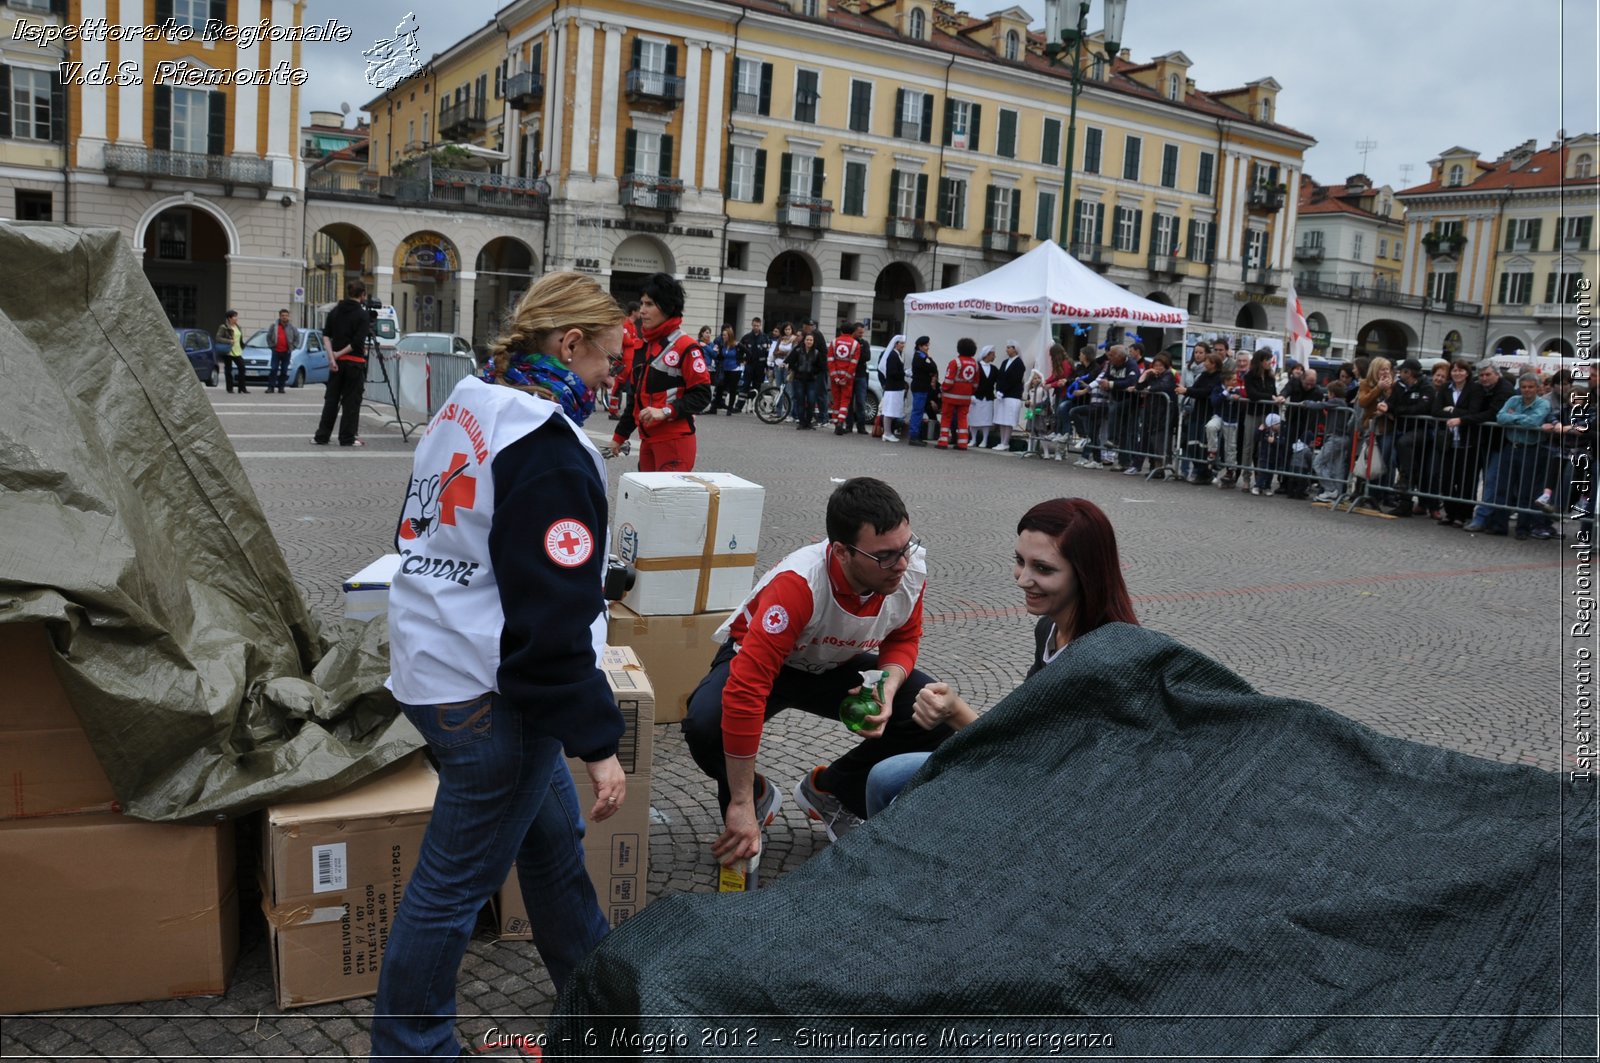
363,12,423,89
545,520,595,568
761,605,790,635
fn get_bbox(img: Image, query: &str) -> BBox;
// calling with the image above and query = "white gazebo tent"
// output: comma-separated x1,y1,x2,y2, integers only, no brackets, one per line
902,240,1188,381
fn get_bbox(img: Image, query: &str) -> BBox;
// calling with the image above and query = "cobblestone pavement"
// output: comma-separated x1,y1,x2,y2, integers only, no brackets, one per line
3,388,1578,1061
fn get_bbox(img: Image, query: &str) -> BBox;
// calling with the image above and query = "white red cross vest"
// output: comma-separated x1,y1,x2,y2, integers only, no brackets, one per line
714,541,927,675
387,376,608,704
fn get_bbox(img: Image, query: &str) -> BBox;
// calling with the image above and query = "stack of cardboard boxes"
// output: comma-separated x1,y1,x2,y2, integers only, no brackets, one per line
607,472,766,725
0,624,239,1013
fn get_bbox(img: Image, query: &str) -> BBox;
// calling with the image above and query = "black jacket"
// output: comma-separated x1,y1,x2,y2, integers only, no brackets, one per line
1461,376,1514,429
882,347,906,391
998,356,1026,400
854,337,873,378
323,298,371,358
974,362,997,400
910,348,938,393
1390,377,1435,421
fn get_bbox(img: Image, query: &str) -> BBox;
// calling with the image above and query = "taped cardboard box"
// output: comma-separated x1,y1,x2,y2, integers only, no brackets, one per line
495,774,651,939
614,472,764,616
0,623,118,820
261,754,438,1009
607,603,725,725
0,813,237,1012
568,645,655,778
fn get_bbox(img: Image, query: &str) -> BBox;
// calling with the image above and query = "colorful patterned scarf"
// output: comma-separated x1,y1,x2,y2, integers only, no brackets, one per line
481,352,596,424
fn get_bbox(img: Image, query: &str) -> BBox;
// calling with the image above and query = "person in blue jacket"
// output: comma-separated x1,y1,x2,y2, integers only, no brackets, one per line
712,323,742,414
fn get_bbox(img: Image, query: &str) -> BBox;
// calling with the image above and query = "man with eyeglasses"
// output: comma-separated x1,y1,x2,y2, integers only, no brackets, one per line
683,477,952,862
1460,361,1516,533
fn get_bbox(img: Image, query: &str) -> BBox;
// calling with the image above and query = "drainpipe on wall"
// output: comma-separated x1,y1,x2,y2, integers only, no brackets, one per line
540,0,562,275
715,6,747,322
1202,118,1229,324
927,52,957,289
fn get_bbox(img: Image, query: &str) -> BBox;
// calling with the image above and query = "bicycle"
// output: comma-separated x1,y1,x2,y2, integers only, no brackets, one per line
754,382,792,425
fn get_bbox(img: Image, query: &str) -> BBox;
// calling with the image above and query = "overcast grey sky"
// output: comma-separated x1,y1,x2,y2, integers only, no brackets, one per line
303,0,1597,190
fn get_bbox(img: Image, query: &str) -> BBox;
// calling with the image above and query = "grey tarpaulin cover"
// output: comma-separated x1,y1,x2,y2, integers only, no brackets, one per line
0,224,420,822
552,624,1596,1060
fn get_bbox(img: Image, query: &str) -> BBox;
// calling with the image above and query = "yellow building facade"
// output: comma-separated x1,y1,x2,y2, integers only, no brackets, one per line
1,0,309,332
321,0,1312,347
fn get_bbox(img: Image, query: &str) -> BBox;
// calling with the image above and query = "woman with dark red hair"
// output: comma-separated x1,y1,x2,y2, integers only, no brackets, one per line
863,497,1137,815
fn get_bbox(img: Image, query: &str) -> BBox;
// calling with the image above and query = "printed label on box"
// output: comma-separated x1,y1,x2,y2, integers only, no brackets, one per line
609,832,640,875
313,842,348,893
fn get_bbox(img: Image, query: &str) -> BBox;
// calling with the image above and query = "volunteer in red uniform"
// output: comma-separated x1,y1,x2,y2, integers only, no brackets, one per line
607,273,713,472
682,478,953,859
937,336,980,450
828,323,860,435
609,300,643,418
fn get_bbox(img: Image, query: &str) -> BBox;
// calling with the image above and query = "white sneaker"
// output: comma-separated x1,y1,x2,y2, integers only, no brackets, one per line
1251,486,1261,495
990,441,1008,450
1122,466,1142,476
883,433,900,443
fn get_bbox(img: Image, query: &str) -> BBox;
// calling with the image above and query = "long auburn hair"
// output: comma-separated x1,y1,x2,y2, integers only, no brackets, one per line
1017,498,1137,641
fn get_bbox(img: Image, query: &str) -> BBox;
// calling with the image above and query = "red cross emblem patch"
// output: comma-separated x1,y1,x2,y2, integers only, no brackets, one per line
663,349,681,367
544,520,594,567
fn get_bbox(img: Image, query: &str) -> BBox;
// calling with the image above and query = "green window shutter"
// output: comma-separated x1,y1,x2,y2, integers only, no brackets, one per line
1529,219,1542,249
942,99,954,147
155,0,172,22
915,173,928,217
1133,210,1143,252
759,63,772,115
49,70,64,143
532,41,543,76
630,38,641,70
1071,201,1084,245
888,167,900,213
753,149,766,203
811,163,824,200
780,152,792,197
659,134,673,177
153,85,172,151
983,185,996,231
1546,272,1557,304
920,93,933,142
208,0,224,24
937,177,951,225
207,90,226,155
1186,218,1198,260
624,129,637,175
665,45,678,78
969,104,981,150
844,163,864,215
725,151,732,196
0,68,9,134
1581,216,1593,248
1504,225,1514,251
1094,202,1105,244
1497,272,1509,304
1011,188,1021,230
1042,117,1060,166
1084,128,1101,173
997,110,1015,158
894,88,905,134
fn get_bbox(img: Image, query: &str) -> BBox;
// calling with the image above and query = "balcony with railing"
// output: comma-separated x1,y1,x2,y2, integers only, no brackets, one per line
1147,251,1182,278
306,167,549,219
505,71,544,110
982,229,1024,258
1243,265,1278,291
103,145,273,194
885,216,934,247
1070,240,1109,271
732,90,761,114
1246,185,1286,212
894,117,925,140
625,68,684,107
1422,231,1467,258
777,195,833,232
439,98,487,139
619,172,684,214
1294,243,1324,262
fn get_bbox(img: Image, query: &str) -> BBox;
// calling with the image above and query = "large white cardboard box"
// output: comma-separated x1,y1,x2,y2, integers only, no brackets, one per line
613,472,764,616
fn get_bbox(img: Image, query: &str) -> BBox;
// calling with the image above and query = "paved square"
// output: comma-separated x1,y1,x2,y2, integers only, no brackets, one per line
3,390,1573,1060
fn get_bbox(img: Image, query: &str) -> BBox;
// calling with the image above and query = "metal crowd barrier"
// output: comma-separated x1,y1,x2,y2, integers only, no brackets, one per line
1062,391,1179,475
393,350,479,418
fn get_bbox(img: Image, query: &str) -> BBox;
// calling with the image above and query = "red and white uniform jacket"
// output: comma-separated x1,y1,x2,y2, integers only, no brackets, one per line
613,315,713,443
828,337,860,387
712,541,927,758
943,354,980,403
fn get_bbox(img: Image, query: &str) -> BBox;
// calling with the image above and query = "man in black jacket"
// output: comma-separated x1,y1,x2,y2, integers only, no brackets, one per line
314,279,374,446
846,321,874,435
737,316,768,405
1385,358,1437,513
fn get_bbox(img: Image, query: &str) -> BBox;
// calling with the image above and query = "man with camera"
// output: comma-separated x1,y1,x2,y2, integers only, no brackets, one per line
314,279,375,447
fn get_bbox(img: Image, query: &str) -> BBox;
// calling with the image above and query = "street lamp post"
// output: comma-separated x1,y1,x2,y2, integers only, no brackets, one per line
1043,0,1127,249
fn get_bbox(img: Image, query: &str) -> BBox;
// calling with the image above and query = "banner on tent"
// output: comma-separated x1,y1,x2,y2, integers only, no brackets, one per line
903,295,1186,326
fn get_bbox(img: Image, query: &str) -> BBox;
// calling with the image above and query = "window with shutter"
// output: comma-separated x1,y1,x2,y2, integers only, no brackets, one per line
7,68,53,141
1041,117,1060,166
919,94,933,142
848,81,872,134
1035,191,1056,242
997,109,1017,159
1122,136,1141,181
759,63,773,115
1083,127,1102,174
795,69,819,123
730,144,756,202
1161,144,1178,188
1197,152,1214,195
170,87,208,153
843,161,866,216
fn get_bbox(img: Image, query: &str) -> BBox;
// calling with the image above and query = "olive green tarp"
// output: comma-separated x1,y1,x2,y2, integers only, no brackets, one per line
0,224,419,822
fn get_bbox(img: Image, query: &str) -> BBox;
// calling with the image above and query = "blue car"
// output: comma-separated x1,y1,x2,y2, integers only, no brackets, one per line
240,326,329,388
175,327,220,386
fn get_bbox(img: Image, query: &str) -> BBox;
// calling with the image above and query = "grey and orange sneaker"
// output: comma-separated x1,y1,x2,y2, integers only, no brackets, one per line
792,767,862,842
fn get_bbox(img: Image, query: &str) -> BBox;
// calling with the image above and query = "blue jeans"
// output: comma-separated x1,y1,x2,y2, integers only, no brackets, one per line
270,351,290,391
846,375,869,431
371,692,609,1062
1472,448,1506,528
907,390,930,440
865,752,932,817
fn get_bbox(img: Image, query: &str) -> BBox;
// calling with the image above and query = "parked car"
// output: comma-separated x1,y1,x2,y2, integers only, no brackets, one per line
175,327,218,386
395,332,476,360
240,326,329,388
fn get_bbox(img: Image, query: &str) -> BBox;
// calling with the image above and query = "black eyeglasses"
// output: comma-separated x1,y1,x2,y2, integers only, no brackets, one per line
842,536,922,569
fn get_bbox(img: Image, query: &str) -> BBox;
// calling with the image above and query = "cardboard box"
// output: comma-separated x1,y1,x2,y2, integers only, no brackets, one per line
0,623,118,819
496,774,651,939
614,472,764,615
0,813,237,1012
261,755,438,1009
342,553,402,621
607,603,725,725
568,644,655,778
